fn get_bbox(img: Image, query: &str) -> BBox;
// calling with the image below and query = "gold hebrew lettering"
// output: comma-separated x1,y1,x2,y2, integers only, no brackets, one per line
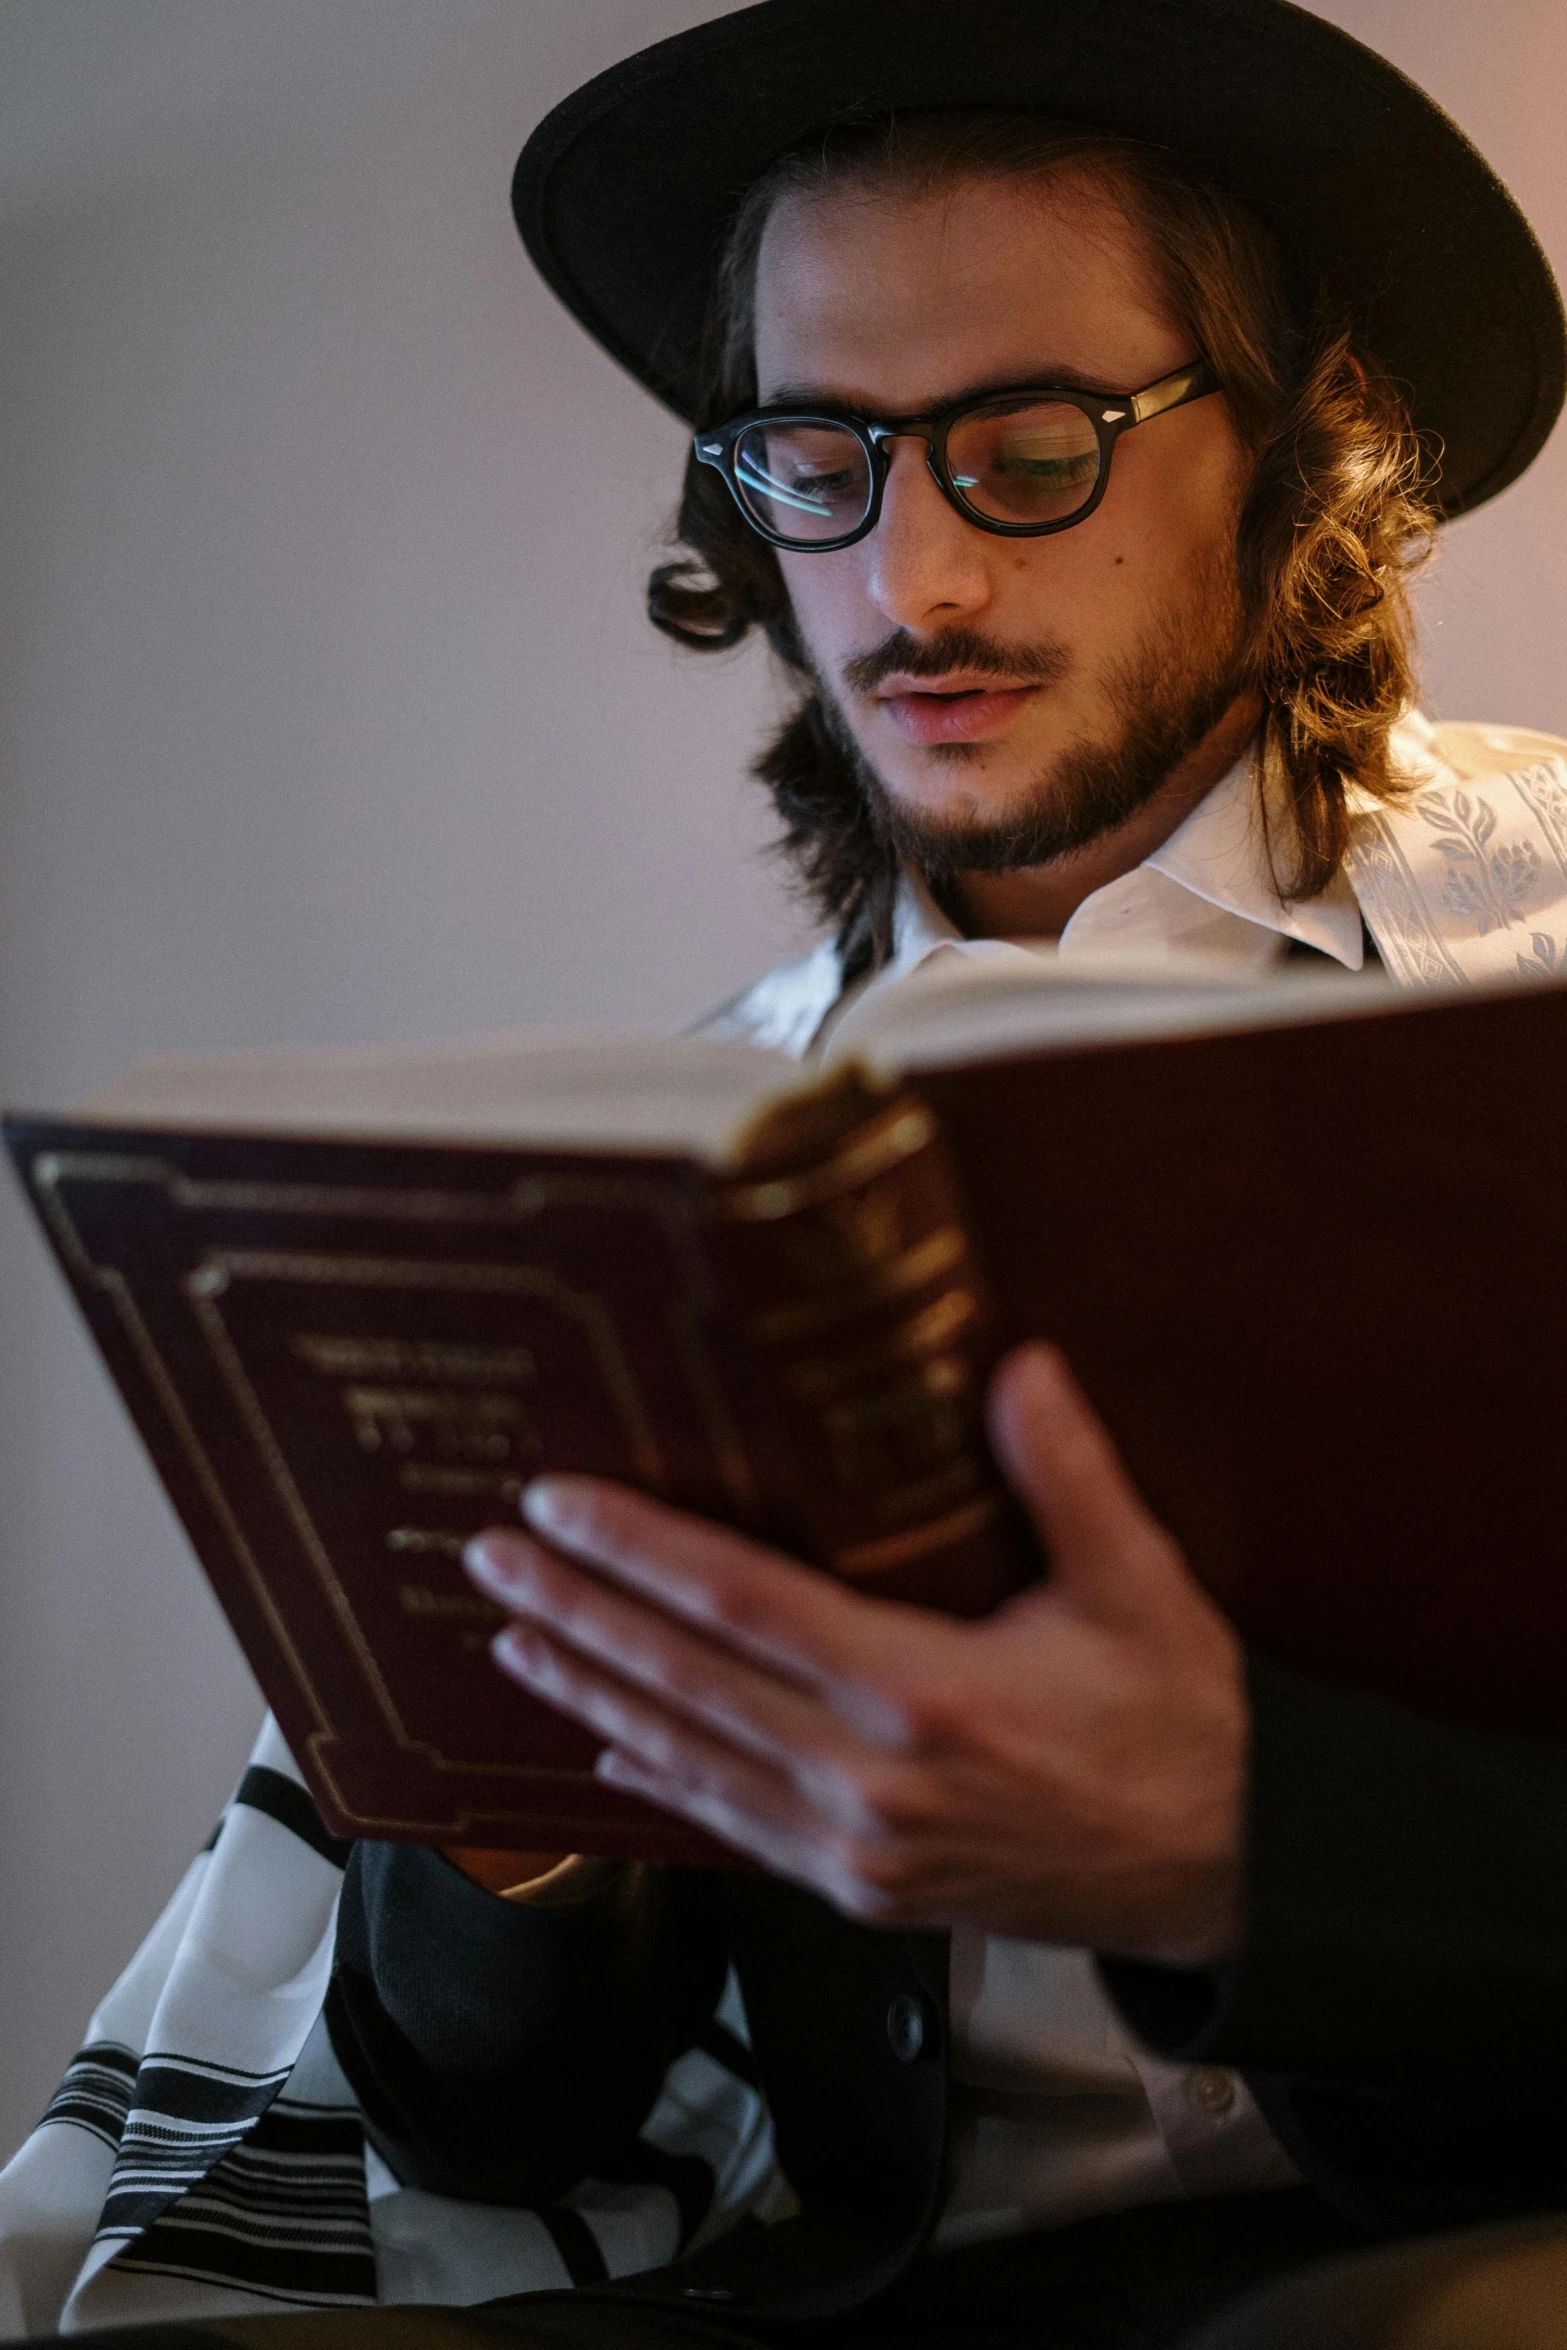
396,1464,525,1503
397,1582,508,1622
294,1335,537,1385
387,1526,468,1558
344,1386,541,1463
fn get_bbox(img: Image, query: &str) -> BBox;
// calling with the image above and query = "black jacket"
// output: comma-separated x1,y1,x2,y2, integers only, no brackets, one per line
325,1657,1567,2325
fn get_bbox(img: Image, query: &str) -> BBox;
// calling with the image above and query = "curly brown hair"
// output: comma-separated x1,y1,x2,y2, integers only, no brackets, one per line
647,112,1437,979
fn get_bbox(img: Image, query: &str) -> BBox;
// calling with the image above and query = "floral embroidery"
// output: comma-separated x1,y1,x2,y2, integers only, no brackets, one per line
1349,743,1567,989
1345,815,1467,987
1418,789,1543,935
1515,931,1564,983
1509,762,1567,884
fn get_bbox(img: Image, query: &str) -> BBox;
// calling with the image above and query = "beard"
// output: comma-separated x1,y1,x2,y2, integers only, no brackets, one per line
811,555,1252,890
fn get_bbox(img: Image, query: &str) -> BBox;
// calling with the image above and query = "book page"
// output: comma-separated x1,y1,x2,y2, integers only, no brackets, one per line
75,1028,797,1158
56,947,1515,1161
825,945,1424,1074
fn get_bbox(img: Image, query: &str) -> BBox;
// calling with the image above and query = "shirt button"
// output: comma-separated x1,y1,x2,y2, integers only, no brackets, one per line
1185,2066,1238,2116
886,1992,927,2063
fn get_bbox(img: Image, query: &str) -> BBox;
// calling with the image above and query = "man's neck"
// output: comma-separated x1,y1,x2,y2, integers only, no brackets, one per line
950,693,1264,941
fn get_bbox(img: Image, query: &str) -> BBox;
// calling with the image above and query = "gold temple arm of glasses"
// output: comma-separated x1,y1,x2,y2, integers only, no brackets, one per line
1127,361,1214,426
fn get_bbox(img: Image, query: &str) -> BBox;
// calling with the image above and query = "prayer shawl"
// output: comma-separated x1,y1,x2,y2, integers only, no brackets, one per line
0,1721,781,2339
2,712,1564,2339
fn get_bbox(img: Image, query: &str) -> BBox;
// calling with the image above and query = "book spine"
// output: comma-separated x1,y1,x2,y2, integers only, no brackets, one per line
707,1071,1034,1615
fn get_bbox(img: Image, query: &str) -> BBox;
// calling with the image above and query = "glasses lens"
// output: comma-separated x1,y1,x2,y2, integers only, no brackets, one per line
732,421,872,545
947,401,1102,526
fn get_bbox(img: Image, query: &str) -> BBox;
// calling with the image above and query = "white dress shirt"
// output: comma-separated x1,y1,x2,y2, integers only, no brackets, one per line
935,1937,1298,2249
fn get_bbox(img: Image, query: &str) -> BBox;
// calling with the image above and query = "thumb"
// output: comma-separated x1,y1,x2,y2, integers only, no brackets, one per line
987,1342,1191,1624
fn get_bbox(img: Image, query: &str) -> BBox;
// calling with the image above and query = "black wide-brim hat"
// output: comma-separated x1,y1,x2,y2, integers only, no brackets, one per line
513,0,1564,520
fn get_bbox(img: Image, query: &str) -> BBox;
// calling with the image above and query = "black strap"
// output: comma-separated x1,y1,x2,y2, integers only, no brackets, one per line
234,1764,353,1869
539,2203,611,2287
695,2020,759,2089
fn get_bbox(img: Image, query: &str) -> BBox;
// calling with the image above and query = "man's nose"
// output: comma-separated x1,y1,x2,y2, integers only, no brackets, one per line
861,436,994,630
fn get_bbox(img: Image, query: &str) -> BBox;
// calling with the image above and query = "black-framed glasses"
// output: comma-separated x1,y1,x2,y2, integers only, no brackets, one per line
693,360,1221,551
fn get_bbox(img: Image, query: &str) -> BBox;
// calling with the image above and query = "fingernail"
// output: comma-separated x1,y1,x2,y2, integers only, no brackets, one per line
464,1534,519,1587
491,1625,536,1675
595,1748,665,1795
522,1479,576,1539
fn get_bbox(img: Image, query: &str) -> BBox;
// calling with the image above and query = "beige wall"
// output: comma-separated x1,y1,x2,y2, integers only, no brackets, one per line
0,0,1562,2154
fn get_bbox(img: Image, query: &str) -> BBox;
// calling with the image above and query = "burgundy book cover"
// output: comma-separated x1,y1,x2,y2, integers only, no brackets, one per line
916,981,1567,1735
2,1096,1020,1862
7,977,1567,1869
1,1128,798,1864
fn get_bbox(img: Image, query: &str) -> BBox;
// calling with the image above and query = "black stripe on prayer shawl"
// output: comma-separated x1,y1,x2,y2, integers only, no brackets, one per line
40,2042,138,2151
98,2056,295,2236
124,2055,292,2124
234,1765,353,1869
104,2094,375,2309
696,2020,760,2089
538,2204,611,2287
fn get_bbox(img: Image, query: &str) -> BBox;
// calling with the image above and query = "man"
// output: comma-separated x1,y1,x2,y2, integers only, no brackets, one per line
5,3,1567,2346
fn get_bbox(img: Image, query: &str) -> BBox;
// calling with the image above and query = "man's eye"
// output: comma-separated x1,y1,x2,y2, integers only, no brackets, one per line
993,452,1098,483
791,466,861,496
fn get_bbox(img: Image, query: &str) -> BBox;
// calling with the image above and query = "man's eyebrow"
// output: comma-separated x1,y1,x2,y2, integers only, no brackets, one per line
756,364,1117,412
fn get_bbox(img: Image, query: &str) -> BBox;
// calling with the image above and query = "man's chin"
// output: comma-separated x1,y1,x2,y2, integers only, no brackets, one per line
868,751,1060,835
859,737,1178,882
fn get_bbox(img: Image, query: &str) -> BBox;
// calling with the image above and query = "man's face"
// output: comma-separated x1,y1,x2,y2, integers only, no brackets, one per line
752,173,1254,867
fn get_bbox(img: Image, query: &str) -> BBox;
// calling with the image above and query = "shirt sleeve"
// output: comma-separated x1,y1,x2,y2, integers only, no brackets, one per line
1100,1655,1567,2104
325,1839,726,2203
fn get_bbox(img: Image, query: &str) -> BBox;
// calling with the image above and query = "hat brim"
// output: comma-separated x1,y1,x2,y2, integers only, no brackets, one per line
513,0,1564,520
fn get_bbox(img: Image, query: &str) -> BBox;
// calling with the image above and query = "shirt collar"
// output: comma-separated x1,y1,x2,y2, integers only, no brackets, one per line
885,741,1365,980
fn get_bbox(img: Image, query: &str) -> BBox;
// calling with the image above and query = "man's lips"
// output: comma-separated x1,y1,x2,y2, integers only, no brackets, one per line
871,675,1040,746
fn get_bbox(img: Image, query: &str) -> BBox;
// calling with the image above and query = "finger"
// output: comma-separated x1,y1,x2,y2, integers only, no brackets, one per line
468,1529,866,1770
594,1747,838,1881
597,1748,1005,1930
486,1581,946,1858
514,1476,947,1722
986,1342,1187,1618
595,1748,920,1925
491,1617,818,1835
594,1748,817,1870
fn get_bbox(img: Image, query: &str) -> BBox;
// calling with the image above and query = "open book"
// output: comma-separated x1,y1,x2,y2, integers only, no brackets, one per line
6,950,1560,1862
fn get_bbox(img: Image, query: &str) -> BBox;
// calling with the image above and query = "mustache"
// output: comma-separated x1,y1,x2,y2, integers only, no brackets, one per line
840,627,1072,697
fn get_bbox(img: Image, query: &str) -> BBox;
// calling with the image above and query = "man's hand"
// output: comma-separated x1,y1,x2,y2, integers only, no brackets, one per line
464,1343,1246,1963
